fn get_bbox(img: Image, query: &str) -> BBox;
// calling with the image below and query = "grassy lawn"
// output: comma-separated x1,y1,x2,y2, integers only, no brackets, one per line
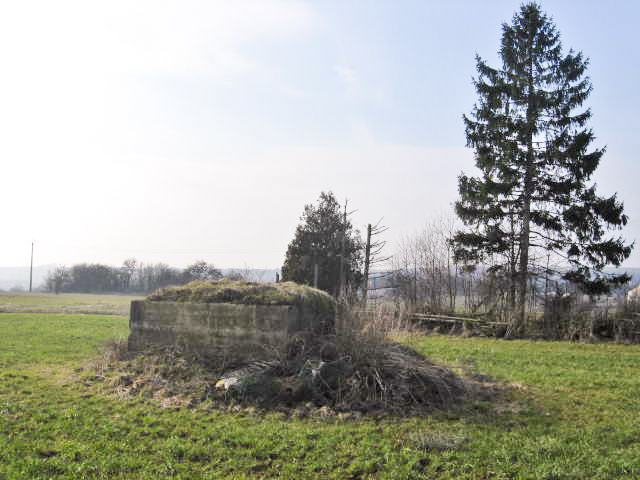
1,306,639,478
0,292,143,316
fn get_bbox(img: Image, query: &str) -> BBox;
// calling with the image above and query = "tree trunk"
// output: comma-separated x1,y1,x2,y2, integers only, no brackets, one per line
518,165,532,333
514,53,536,336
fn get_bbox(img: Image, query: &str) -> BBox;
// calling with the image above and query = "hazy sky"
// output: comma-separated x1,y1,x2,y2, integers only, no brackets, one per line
2,0,639,270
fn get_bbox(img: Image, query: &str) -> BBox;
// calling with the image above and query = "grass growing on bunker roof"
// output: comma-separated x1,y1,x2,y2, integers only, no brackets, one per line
147,279,336,312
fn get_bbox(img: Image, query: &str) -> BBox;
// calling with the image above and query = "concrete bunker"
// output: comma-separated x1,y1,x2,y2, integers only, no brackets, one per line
128,280,336,359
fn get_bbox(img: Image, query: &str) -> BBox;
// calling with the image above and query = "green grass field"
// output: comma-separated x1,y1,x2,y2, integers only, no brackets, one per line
0,292,143,316
1,295,639,479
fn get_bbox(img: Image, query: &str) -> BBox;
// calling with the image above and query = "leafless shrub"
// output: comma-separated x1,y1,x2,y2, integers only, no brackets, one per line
392,216,459,314
535,292,640,342
351,301,414,337
319,305,468,413
90,337,130,376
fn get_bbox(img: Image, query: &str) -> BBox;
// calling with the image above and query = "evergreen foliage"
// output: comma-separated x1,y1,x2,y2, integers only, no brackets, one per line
282,191,363,296
454,3,632,321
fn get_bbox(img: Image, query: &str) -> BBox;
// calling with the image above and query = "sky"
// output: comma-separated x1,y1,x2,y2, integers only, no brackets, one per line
1,0,639,271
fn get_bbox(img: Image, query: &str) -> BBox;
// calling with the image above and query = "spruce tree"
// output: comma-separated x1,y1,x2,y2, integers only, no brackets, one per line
454,3,633,328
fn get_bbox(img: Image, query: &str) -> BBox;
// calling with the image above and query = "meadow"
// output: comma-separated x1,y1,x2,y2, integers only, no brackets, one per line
1,294,639,479
0,292,143,316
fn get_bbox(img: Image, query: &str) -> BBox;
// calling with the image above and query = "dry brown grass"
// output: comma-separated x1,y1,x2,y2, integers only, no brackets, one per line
148,279,336,314
90,302,472,416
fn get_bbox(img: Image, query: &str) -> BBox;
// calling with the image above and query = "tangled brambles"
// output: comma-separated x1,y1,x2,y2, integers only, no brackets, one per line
90,306,471,416
210,332,468,414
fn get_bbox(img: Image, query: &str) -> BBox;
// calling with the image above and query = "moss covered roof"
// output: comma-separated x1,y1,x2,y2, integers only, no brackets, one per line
148,279,336,312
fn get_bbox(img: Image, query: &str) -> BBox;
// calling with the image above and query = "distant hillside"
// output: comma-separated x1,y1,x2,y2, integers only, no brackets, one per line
0,265,54,291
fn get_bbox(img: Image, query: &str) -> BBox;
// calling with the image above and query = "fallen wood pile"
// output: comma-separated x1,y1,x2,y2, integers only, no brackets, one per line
410,313,508,336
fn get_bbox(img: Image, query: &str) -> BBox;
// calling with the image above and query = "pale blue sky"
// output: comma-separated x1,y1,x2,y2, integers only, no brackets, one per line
2,0,638,270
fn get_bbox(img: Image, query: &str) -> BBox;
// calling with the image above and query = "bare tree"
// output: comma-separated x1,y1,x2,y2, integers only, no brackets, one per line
46,266,69,294
182,260,222,283
362,219,390,305
121,258,137,291
392,216,459,313
136,263,182,292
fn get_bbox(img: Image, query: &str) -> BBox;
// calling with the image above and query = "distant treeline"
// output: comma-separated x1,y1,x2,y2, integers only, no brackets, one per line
45,259,228,294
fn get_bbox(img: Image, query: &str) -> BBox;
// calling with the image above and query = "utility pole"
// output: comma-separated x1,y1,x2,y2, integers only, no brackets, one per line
338,200,347,298
362,224,372,305
29,241,34,293
361,219,390,305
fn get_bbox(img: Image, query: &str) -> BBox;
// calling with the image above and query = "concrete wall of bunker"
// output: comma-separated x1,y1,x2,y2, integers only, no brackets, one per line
128,300,335,357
